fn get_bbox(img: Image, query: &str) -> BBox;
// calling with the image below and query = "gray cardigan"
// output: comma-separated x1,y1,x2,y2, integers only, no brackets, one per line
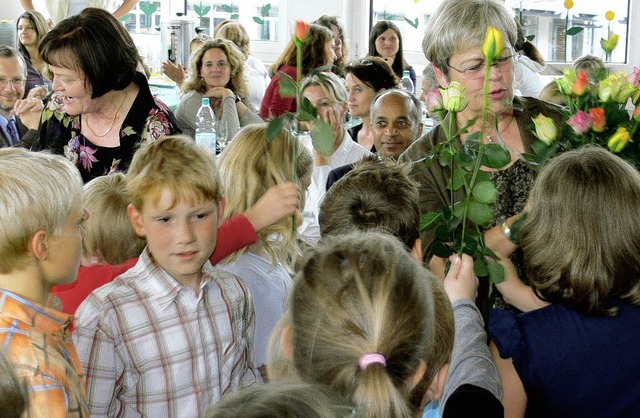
175,90,263,140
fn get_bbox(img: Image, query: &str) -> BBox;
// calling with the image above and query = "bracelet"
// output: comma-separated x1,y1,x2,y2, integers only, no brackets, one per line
501,221,512,241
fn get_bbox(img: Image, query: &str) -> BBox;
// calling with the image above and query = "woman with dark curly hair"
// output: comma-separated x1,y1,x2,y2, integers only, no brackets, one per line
176,38,262,141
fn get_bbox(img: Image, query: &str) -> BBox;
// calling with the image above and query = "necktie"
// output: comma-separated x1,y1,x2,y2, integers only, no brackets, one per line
6,118,19,146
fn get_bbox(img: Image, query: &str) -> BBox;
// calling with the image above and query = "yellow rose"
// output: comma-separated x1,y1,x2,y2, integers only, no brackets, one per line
481,26,504,61
608,126,632,153
531,114,557,145
440,81,468,113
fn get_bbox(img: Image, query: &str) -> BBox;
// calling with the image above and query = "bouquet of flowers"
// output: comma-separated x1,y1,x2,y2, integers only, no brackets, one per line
528,67,640,167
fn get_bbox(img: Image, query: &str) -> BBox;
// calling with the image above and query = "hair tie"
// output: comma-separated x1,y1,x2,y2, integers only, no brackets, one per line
359,353,386,370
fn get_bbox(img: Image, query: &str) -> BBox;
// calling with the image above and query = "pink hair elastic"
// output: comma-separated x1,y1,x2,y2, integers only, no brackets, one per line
359,353,386,370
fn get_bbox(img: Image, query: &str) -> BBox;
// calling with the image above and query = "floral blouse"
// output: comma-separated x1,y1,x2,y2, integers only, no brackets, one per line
31,73,180,183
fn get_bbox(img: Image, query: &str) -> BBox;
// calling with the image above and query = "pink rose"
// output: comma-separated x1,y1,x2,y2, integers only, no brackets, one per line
566,110,593,135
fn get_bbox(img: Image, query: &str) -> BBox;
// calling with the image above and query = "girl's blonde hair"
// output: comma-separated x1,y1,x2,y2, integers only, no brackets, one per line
289,231,437,417
82,173,145,264
218,124,312,266
182,38,249,98
205,380,355,418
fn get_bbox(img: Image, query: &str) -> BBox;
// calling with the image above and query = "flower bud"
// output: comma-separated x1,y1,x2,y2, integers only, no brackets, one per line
425,88,444,113
588,108,606,132
573,70,589,96
633,105,640,123
608,126,632,153
295,20,310,43
481,26,504,61
627,67,640,87
531,114,557,145
555,68,577,96
600,33,620,54
566,111,593,135
440,81,468,113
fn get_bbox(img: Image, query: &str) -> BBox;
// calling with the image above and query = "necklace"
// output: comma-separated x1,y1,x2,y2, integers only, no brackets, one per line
85,89,129,138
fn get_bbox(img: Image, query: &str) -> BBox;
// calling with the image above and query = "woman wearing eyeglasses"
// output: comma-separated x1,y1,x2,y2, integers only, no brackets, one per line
399,0,565,312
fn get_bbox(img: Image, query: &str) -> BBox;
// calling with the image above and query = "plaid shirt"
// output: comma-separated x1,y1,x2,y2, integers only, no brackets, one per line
0,289,89,417
74,249,258,417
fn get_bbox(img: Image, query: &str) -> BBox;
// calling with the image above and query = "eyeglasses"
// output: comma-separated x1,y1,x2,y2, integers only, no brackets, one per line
447,54,520,80
0,78,25,89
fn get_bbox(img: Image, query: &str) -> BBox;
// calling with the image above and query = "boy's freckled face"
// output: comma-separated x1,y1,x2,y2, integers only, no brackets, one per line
129,188,222,287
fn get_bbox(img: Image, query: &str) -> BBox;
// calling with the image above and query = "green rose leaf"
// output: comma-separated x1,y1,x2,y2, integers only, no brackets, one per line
435,224,450,241
420,211,442,230
448,168,465,190
266,117,287,141
431,240,453,258
298,97,318,119
261,4,271,15
473,256,488,277
311,119,334,156
278,74,297,98
482,143,511,169
487,261,505,284
467,201,493,226
472,181,497,204
253,16,264,24
566,26,584,36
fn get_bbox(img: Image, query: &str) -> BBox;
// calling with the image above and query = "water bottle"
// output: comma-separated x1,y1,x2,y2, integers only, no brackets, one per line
195,97,218,154
401,70,414,95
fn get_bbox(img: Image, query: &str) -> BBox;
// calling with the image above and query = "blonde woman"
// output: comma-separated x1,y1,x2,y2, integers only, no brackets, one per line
176,38,262,141
217,124,312,377
216,21,270,111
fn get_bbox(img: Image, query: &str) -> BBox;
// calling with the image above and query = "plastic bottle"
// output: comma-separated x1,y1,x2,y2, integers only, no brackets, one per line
195,97,218,154
401,70,414,95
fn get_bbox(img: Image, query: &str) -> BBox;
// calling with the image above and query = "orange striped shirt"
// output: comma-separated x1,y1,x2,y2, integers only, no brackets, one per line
0,289,89,417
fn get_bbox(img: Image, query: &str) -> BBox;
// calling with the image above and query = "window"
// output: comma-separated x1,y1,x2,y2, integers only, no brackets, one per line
184,1,281,41
370,0,632,65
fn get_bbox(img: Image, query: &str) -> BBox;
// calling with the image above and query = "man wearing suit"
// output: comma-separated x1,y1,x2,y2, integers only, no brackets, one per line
0,45,41,148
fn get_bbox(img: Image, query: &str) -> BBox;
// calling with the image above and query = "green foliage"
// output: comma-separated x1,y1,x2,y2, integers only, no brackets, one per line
139,1,158,15
253,17,264,24
278,74,298,98
404,17,419,29
566,26,584,36
194,3,210,17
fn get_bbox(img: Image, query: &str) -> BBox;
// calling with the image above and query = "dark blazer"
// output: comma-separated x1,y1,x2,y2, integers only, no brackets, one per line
0,118,33,148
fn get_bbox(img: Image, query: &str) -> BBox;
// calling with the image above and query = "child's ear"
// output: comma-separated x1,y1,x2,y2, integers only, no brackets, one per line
127,204,146,237
426,363,449,401
411,238,423,263
217,197,226,226
30,229,49,261
281,324,294,361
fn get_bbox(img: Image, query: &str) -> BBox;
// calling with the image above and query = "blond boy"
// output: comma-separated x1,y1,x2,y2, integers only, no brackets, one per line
74,136,258,417
0,148,89,417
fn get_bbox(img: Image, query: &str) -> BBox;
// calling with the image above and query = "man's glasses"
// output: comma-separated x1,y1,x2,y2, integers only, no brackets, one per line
0,78,26,89
447,54,520,80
